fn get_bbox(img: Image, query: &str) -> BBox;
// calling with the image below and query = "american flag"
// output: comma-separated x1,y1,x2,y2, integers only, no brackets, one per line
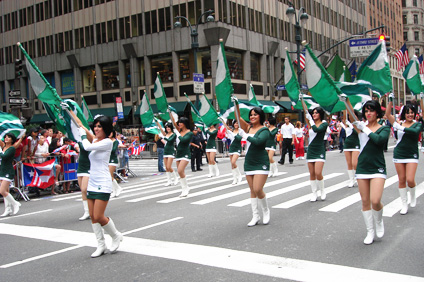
418,55,424,75
395,44,410,70
294,53,306,70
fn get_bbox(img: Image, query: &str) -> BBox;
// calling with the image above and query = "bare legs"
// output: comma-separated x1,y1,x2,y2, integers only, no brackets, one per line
246,174,270,226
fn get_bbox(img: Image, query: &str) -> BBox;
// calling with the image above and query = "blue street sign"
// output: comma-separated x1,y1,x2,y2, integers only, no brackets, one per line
301,84,309,90
349,38,379,47
193,73,204,82
349,38,379,57
276,85,286,91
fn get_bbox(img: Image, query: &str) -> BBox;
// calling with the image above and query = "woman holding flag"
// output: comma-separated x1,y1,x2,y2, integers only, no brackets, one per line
386,95,421,215
205,124,220,177
265,117,278,177
156,121,179,186
221,120,244,185
341,110,360,188
109,131,123,197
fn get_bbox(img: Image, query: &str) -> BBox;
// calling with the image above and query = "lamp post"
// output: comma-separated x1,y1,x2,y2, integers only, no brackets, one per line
174,10,214,107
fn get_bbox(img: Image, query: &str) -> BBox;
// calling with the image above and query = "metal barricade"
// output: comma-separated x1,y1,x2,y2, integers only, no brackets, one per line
117,148,137,180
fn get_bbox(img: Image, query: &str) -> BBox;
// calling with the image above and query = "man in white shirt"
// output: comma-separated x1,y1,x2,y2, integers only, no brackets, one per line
278,117,295,165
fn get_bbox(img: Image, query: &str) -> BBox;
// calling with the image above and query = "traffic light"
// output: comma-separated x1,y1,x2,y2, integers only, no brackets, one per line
379,34,390,53
15,59,23,78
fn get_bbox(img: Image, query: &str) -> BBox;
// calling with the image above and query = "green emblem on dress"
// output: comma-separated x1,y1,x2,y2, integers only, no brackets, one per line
98,185,102,190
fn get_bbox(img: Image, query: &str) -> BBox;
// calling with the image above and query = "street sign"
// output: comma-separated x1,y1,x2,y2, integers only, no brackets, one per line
276,85,286,91
9,90,21,97
349,38,379,57
9,97,27,106
193,73,204,94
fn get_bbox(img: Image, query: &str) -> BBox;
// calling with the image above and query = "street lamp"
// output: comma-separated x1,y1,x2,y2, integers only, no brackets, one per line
174,10,214,107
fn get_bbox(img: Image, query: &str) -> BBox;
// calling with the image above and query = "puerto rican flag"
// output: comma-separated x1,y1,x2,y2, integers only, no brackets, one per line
139,143,147,152
23,159,56,189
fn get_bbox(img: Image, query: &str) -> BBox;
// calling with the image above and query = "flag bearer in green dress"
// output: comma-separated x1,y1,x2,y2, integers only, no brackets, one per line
157,121,178,186
221,119,244,185
265,117,278,177
205,124,220,177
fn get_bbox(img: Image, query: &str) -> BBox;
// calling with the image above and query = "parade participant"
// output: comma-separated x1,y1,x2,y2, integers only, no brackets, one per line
278,116,295,165
169,112,194,197
347,99,390,245
341,110,360,188
205,124,220,177
221,120,244,185
294,121,305,160
109,131,123,198
0,134,24,217
265,117,278,177
302,101,328,202
386,96,421,215
235,102,271,226
77,114,123,257
157,121,178,186
77,137,91,220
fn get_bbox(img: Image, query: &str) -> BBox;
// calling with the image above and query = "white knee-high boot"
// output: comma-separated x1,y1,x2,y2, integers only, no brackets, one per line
310,180,318,202
79,200,90,221
91,223,107,258
268,163,274,177
172,171,179,185
399,188,408,215
208,165,214,177
5,194,20,215
259,196,270,225
317,179,326,200
409,186,417,207
372,208,384,238
165,172,172,186
231,169,238,185
1,197,12,217
247,198,260,227
235,167,243,183
213,164,220,176
102,218,123,253
112,179,122,197
273,162,278,176
347,170,355,187
362,210,375,245
179,177,190,197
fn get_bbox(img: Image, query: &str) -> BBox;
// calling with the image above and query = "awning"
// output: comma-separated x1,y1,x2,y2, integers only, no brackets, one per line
91,107,118,117
135,102,187,116
29,113,52,124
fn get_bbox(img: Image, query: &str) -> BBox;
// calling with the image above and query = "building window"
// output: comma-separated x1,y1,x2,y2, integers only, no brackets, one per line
414,14,418,24
151,55,173,82
124,62,131,87
140,59,145,86
61,71,75,95
82,66,96,93
226,49,243,80
415,48,420,56
120,16,131,39
56,33,64,53
415,31,419,41
251,53,260,82
179,53,191,81
198,50,212,79
102,63,120,90
85,25,94,46
413,0,417,7
403,15,407,24
37,38,46,57
404,32,408,41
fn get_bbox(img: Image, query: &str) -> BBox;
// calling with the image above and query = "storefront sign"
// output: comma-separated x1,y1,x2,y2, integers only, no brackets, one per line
116,96,124,120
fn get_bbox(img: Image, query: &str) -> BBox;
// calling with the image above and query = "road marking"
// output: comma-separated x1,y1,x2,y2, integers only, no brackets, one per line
0,245,84,268
0,223,423,281
228,173,343,207
122,217,184,236
383,182,424,217
0,209,53,221
273,180,350,209
319,175,398,213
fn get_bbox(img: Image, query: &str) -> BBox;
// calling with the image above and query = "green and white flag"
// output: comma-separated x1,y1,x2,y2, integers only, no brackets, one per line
332,81,372,112
284,50,301,107
184,93,206,131
139,91,160,135
0,111,26,140
248,84,279,114
153,75,177,121
356,39,392,95
304,44,341,113
43,102,67,134
339,65,352,83
294,94,320,110
81,96,94,123
326,54,347,82
402,55,423,95
17,43,62,106
198,93,221,127
215,40,234,113
62,99,91,142
221,100,254,121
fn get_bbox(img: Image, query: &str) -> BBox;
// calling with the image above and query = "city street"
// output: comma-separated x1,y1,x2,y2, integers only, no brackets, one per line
1,141,424,281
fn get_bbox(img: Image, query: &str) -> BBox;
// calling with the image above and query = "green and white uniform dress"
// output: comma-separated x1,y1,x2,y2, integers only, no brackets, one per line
393,121,422,163
226,130,242,156
175,131,194,162
306,122,328,162
205,129,217,153
265,127,278,151
163,133,176,158
108,140,119,167
244,127,271,175
343,121,360,152
77,141,90,177
356,126,390,179
0,146,15,181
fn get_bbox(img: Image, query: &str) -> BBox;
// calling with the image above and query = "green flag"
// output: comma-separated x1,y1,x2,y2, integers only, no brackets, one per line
153,75,176,121
0,111,26,140
326,54,346,81
247,85,279,114
304,44,341,113
215,40,234,113
356,39,392,95
339,65,352,82
221,100,254,121
43,102,67,134
81,96,94,122
331,81,372,112
294,94,320,110
184,93,206,130
18,43,62,106
139,91,160,134
284,50,301,106
403,55,423,95
62,99,91,142
198,94,221,127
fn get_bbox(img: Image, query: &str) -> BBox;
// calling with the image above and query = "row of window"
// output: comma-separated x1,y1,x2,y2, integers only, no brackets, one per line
404,30,424,42
403,13,424,25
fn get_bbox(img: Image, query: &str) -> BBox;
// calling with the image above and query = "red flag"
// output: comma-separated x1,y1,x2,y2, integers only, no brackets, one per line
23,159,56,189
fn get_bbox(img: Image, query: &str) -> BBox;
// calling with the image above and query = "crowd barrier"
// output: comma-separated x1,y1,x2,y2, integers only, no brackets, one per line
117,148,137,180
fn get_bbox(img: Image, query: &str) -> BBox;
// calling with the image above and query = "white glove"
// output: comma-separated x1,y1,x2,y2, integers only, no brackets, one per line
238,128,246,138
352,121,366,131
60,102,70,110
305,112,315,126
362,127,372,136
231,96,239,103
78,127,87,137
345,120,352,128
158,133,164,138
420,93,424,99
393,122,405,131
388,93,394,101
339,94,347,102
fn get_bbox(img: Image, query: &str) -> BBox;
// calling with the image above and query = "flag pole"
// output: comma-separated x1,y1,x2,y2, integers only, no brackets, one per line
342,98,359,122
232,95,241,128
63,107,81,128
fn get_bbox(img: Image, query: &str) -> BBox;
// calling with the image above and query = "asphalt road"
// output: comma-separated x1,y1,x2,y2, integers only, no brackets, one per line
1,139,424,281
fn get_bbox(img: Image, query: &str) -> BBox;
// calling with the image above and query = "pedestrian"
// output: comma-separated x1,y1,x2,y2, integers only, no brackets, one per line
169,112,194,197
0,134,24,217
154,134,166,172
341,110,360,188
294,121,305,160
190,127,203,172
302,102,328,202
235,103,271,226
221,120,244,185
157,121,179,186
265,117,279,177
386,96,421,215
206,124,220,177
348,99,390,245
47,138,64,194
109,131,123,197
278,116,295,165
77,114,123,257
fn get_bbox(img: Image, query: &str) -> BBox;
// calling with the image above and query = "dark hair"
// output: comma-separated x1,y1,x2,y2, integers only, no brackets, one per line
362,100,383,119
91,115,113,138
268,117,276,126
49,138,60,153
249,107,266,124
165,122,174,131
400,104,417,120
29,127,38,135
63,137,71,143
232,120,239,126
40,129,48,136
309,107,325,121
5,133,17,144
177,117,190,130
110,130,116,138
